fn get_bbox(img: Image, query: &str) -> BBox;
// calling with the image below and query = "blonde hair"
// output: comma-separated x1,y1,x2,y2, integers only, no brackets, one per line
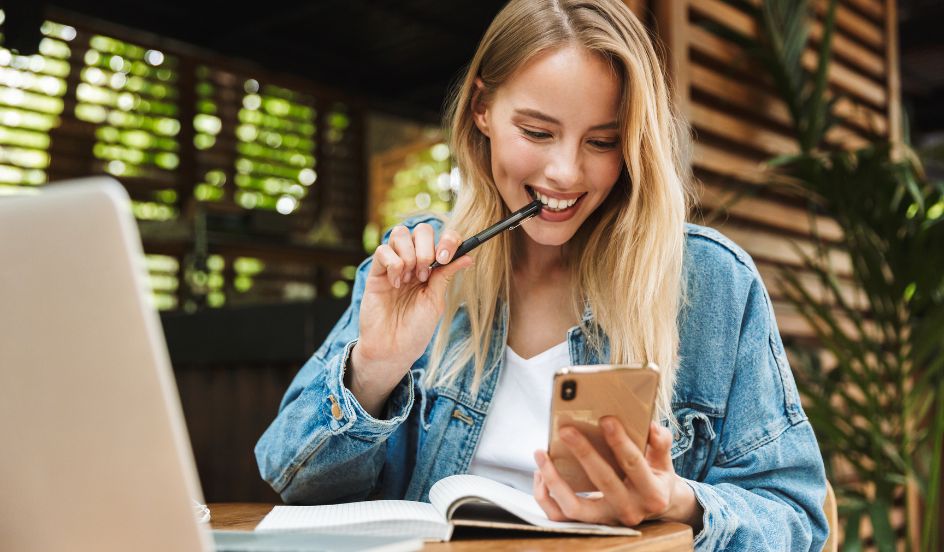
426,0,692,428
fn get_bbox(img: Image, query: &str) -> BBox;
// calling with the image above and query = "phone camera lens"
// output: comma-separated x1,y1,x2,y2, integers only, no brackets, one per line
561,380,577,401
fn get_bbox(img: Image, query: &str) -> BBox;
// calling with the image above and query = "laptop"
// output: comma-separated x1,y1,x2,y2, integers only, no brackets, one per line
0,177,421,552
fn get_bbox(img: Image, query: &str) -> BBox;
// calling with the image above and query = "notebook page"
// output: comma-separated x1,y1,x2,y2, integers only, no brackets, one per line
430,474,638,535
254,500,450,540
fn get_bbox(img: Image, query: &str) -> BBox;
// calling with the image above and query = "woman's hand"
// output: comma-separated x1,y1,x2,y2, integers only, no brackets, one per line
348,223,473,415
533,418,703,531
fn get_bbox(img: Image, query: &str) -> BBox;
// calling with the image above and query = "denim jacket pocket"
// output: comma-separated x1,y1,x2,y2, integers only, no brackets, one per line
670,406,718,481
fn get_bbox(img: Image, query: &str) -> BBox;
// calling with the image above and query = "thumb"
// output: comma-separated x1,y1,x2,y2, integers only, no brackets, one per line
428,255,474,297
645,421,674,471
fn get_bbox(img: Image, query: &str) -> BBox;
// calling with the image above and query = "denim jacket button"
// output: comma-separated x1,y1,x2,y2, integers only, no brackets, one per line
328,394,343,420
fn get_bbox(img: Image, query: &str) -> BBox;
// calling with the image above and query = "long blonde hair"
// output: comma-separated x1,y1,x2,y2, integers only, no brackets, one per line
425,0,692,427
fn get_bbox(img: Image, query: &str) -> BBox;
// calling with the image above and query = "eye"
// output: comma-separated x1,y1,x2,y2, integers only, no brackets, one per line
520,127,552,140
589,139,619,150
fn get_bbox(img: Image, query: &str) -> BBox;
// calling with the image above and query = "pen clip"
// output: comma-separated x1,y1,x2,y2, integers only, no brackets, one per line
508,210,539,231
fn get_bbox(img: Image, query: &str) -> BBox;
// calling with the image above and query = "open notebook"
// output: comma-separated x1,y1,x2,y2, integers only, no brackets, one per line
255,474,640,542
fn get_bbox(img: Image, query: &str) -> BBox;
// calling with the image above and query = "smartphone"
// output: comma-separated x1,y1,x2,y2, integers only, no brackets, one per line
547,363,660,493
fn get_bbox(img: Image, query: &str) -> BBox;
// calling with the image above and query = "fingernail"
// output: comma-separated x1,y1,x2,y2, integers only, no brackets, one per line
404,271,412,283
394,277,401,288
419,269,429,282
602,418,616,434
437,249,449,264
535,452,546,467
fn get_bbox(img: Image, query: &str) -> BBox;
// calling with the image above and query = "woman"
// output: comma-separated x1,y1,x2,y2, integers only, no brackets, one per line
256,0,829,549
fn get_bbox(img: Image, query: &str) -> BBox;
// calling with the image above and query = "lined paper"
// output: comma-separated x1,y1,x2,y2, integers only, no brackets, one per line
255,500,450,541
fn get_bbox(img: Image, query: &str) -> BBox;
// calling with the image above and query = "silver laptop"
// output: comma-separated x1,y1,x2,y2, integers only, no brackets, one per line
0,178,421,552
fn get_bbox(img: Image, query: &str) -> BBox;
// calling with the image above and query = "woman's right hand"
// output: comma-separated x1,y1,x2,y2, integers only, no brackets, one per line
347,223,473,415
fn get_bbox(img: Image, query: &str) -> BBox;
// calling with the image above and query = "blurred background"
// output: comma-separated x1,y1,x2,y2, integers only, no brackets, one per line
0,0,941,550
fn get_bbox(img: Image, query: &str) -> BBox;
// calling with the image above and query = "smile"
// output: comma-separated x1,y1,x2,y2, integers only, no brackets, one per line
525,185,586,213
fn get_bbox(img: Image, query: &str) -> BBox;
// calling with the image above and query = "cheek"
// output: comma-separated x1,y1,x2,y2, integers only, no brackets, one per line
589,155,623,194
491,133,543,181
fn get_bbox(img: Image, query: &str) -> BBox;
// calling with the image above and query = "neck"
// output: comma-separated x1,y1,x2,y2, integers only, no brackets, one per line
514,235,567,282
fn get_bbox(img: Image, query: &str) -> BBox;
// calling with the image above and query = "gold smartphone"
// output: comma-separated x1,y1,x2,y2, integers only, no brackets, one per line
548,363,660,493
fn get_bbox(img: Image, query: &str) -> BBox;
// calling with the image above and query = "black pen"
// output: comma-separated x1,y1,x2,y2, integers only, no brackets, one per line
429,199,542,269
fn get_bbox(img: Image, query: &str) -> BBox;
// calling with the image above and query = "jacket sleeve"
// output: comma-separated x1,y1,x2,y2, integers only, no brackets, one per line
686,276,830,551
254,218,440,504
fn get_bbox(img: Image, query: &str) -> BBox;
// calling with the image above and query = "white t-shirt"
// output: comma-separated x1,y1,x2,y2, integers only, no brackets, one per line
467,341,571,493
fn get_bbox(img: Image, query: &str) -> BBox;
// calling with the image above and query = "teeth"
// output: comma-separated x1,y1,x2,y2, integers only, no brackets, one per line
532,188,579,211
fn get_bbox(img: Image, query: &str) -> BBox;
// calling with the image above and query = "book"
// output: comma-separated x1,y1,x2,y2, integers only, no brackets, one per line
254,474,641,542
212,530,423,552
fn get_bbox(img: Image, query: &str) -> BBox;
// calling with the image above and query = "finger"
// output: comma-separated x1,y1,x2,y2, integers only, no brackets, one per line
433,229,463,266
413,223,435,283
600,417,662,500
427,254,473,298
645,421,675,471
557,426,633,507
532,469,568,521
388,225,416,284
534,450,608,524
370,244,404,289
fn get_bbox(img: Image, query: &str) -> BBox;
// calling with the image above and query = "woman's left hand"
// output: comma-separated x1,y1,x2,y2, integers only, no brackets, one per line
533,418,703,529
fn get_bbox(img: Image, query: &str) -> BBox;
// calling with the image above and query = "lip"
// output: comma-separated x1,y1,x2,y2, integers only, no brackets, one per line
525,184,586,222
528,185,585,201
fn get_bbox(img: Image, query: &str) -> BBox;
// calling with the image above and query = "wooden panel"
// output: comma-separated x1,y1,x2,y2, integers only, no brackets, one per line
843,0,884,22
692,143,766,184
757,262,865,310
689,0,887,107
691,103,798,156
696,180,844,242
689,64,872,148
885,0,902,145
813,0,885,50
653,0,691,117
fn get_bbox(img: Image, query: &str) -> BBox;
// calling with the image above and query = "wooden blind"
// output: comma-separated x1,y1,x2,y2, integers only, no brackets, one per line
0,8,368,310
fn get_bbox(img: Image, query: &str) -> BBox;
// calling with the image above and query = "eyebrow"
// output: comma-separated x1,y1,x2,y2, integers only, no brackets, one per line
513,108,618,131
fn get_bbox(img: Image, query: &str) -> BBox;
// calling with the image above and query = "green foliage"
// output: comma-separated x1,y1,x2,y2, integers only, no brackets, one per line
736,2,944,550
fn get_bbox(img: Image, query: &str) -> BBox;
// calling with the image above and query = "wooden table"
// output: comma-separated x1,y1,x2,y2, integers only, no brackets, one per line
209,503,694,551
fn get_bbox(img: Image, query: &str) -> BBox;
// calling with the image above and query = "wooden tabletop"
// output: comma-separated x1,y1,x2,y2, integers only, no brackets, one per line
209,503,694,551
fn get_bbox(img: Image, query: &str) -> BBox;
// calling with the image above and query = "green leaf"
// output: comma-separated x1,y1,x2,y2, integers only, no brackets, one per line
840,507,863,552
868,500,896,552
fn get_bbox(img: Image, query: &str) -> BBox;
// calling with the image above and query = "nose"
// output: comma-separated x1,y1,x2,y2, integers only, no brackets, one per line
544,142,581,188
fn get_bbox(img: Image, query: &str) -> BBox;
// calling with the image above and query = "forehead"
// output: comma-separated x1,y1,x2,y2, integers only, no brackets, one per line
497,45,621,127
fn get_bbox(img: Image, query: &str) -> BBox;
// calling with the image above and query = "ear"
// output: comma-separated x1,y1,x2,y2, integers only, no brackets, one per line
470,77,490,138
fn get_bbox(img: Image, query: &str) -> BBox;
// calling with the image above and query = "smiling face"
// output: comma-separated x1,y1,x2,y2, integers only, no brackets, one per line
472,44,624,251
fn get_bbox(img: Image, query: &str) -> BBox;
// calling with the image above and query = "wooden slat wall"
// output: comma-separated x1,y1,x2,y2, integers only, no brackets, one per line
652,0,893,344
32,8,370,308
650,0,903,548
44,7,369,249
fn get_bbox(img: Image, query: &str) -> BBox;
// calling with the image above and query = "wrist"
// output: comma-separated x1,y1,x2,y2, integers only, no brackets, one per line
347,342,409,416
663,476,704,531
351,341,415,376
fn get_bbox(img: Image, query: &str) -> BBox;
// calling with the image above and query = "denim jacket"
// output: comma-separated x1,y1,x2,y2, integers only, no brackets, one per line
256,215,829,551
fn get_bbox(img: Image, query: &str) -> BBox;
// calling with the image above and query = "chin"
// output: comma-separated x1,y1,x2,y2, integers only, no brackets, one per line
521,223,578,247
